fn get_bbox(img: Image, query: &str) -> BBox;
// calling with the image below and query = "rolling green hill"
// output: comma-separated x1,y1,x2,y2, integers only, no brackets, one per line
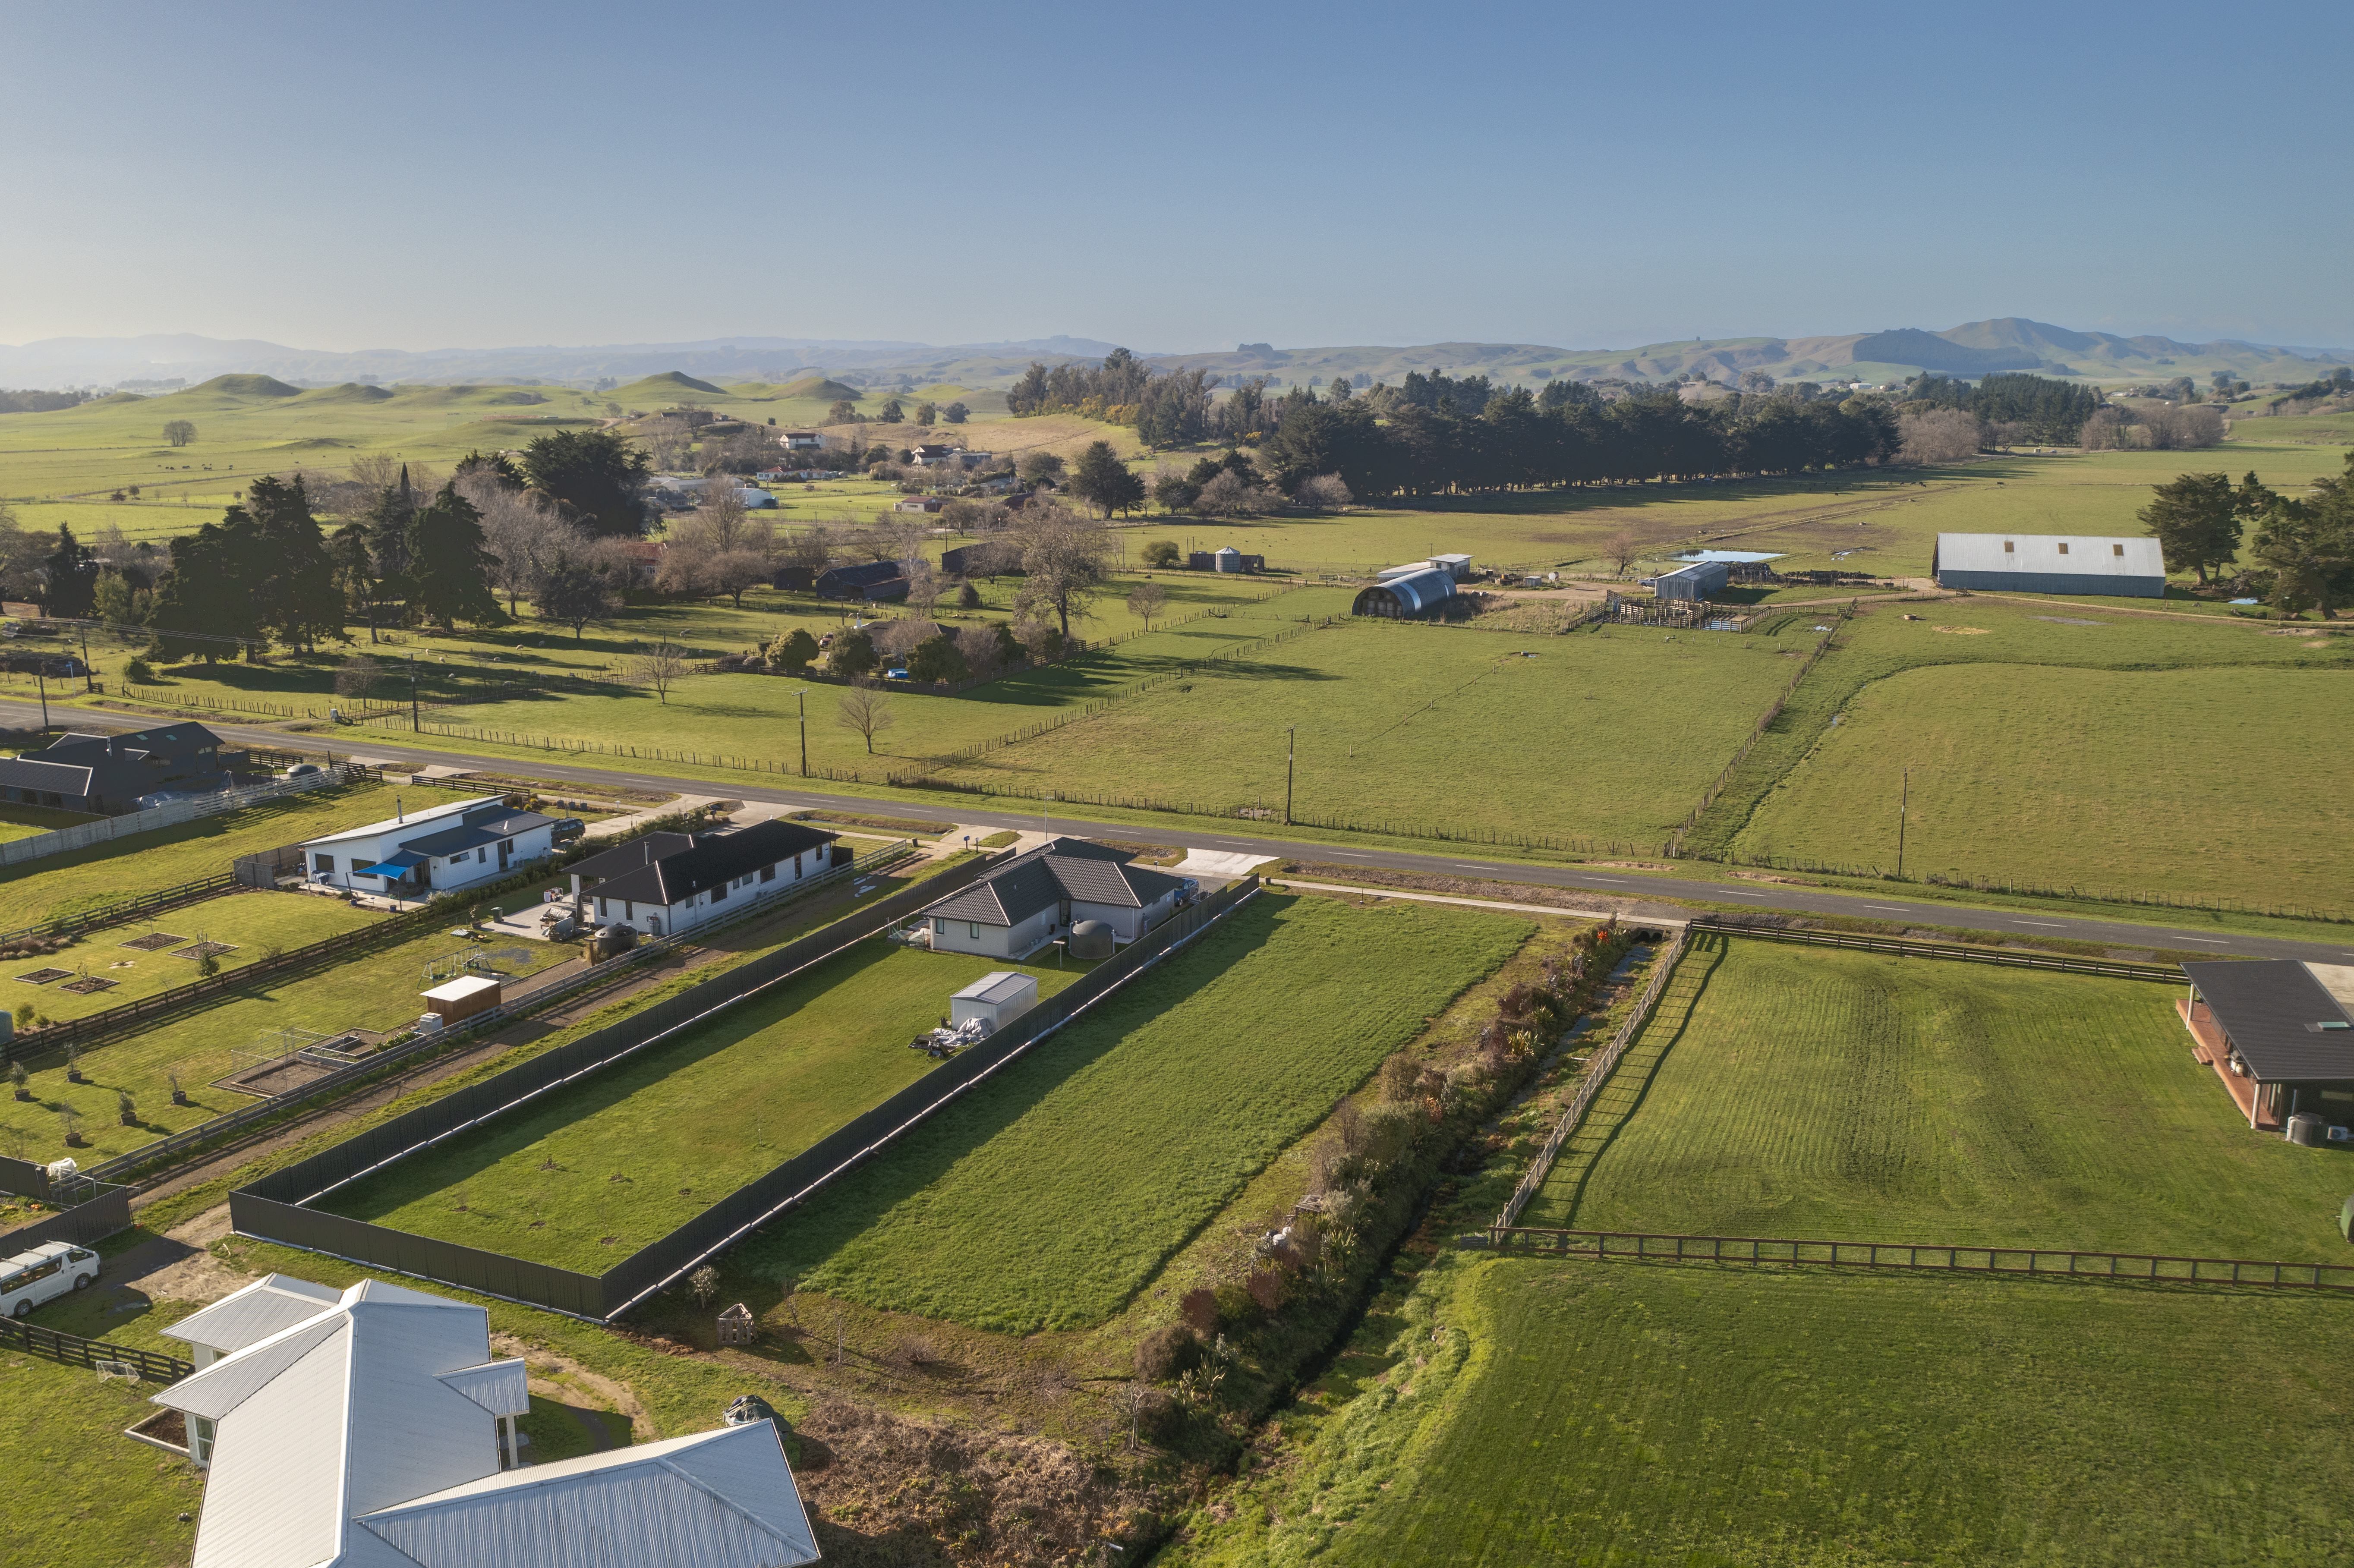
609,370,726,402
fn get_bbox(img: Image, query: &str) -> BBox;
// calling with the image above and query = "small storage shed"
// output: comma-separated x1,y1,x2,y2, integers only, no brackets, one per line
1431,553,1474,580
1651,560,1730,601
420,975,503,1026
949,971,1038,1033
1352,567,1456,618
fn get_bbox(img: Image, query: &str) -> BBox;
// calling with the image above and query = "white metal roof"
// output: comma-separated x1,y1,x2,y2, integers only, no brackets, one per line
355,1424,820,1568
952,971,1037,1005
166,1273,342,1356
155,1273,815,1568
299,795,495,850
1935,532,2165,578
421,975,503,1004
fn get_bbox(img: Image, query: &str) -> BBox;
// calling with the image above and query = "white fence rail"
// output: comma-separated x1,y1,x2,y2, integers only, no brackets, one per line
1496,927,1690,1229
0,764,369,868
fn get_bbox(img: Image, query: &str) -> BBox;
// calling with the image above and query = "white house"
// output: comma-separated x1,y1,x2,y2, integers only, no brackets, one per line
923,837,1188,958
153,1273,818,1568
572,819,841,937
299,796,558,898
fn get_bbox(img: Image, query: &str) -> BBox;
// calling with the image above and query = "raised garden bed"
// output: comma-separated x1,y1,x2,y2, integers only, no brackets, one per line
168,942,237,961
14,968,72,985
118,932,186,952
59,977,117,995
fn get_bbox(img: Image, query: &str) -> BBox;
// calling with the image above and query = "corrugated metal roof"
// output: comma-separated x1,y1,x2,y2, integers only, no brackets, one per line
162,1273,340,1356
0,757,95,794
953,971,1037,1005
1371,568,1456,615
1935,532,2165,578
438,1360,530,1419
185,1318,350,1568
357,1425,819,1568
2184,960,2354,1082
300,795,494,849
925,838,1180,928
402,810,558,857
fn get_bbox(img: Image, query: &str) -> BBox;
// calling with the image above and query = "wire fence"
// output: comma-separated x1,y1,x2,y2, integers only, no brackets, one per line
1497,927,1689,1228
1685,917,2183,978
0,763,377,869
1665,605,1852,853
1476,1228,2354,1291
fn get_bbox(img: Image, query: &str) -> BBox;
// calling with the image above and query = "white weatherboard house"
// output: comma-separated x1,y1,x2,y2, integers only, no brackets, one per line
923,837,1188,958
299,795,558,897
154,1273,818,1568
570,819,840,937
1932,532,2167,597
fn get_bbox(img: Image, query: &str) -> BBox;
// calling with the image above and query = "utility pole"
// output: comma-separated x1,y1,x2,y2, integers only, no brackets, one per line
1895,767,1909,878
1284,726,1296,826
795,689,807,778
409,652,420,732
76,626,92,693
33,667,48,734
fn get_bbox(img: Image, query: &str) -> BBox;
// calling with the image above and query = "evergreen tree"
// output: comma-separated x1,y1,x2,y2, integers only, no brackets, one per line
518,429,651,536
331,521,388,643
41,525,97,618
2137,472,2242,585
245,475,343,649
404,484,505,628
1067,441,1147,518
150,508,268,662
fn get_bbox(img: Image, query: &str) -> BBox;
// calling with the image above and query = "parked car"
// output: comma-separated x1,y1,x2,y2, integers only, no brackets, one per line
1,1241,98,1317
551,817,586,841
282,763,322,778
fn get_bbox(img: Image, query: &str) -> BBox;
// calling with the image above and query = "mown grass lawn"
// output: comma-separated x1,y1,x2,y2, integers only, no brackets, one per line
1175,1256,2354,1568
930,618,1808,847
318,941,1080,1267
0,779,416,931
1522,933,2354,1259
736,894,1533,1333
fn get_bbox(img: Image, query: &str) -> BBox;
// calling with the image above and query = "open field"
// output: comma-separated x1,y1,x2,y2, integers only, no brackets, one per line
0,779,416,930
736,894,1533,1333
928,618,1814,844
1522,935,2354,1259
1175,1255,2354,1567
1702,595,2354,907
318,940,1080,1267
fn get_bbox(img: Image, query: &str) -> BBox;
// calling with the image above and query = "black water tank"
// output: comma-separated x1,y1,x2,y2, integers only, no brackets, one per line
1069,920,1114,960
2288,1111,2326,1148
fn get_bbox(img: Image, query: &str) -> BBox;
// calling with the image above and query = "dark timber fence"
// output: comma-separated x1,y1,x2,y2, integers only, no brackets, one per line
0,1318,192,1382
232,872,1261,1320
1476,1228,2354,1291
1685,917,2183,980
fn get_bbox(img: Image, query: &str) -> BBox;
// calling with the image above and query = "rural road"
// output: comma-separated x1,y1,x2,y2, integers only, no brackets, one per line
8,699,2348,967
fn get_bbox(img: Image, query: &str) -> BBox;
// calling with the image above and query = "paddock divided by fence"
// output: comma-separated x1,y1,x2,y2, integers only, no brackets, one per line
1477,1226,2354,1291
0,763,377,869
1685,917,2181,980
1496,926,1690,1229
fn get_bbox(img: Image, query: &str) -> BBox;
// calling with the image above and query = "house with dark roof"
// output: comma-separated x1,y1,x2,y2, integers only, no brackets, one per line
0,721,255,814
571,818,841,937
921,837,1188,958
298,795,558,897
2180,960,2354,1132
816,559,911,601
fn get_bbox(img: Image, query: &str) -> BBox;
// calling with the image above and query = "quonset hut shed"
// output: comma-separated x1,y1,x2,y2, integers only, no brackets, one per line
1932,533,2165,597
1352,567,1456,618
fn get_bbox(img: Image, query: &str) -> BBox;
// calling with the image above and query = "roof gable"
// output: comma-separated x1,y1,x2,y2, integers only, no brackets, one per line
165,1272,341,1355
592,820,836,909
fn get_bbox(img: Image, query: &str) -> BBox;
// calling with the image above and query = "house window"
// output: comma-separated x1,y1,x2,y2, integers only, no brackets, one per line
2112,544,2124,557
313,854,335,874
713,881,728,901
934,917,946,935
2056,542,2069,554
794,854,803,878
599,898,608,917
760,864,775,882
501,839,513,855
969,922,980,939
2002,540,2014,553
476,848,488,863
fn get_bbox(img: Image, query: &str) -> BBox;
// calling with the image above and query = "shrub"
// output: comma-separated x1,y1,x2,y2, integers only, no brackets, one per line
1178,1286,1220,1335
1378,1054,1421,1102
116,1090,136,1126
886,1334,940,1372
957,581,982,610
1245,1266,1286,1314
1143,538,1182,568
1213,1280,1260,1331
1134,1323,1201,1382
8,1061,26,1101
1134,1386,1185,1444
124,656,155,684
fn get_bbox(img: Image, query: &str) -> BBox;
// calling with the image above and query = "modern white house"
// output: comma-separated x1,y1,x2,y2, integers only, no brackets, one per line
153,1273,818,1568
922,837,1188,958
570,818,841,937
298,795,558,898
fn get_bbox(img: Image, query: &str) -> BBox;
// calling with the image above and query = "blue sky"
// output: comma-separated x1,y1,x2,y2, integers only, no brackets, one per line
3,0,2349,353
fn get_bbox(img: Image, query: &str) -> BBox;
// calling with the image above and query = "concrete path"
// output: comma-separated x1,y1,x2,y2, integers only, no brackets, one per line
1273,877,1690,926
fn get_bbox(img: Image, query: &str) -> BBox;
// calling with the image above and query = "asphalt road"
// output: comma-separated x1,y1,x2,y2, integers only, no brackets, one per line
13,700,2349,966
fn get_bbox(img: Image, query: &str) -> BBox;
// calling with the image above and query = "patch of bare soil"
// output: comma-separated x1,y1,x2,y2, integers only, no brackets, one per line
793,1400,1161,1567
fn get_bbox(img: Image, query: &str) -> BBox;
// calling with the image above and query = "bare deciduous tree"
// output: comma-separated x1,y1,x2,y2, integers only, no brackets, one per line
627,639,690,705
1125,582,1167,629
1012,499,1113,639
1896,408,1985,465
903,558,942,617
834,684,896,754
1293,473,1352,510
334,653,383,700
1605,531,1640,576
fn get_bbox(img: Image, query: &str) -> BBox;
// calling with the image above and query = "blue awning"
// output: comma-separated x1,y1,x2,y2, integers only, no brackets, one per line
356,850,428,877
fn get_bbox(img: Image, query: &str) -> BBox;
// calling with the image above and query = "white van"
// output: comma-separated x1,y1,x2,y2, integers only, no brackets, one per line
0,1241,98,1317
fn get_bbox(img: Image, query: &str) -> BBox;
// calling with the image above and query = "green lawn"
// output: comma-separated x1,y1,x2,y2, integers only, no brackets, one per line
1693,594,2354,907
0,779,416,931
927,618,1811,847
5,890,386,1028
736,894,1533,1333
1522,933,2354,1260
1174,1256,2354,1567
318,941,1079,1267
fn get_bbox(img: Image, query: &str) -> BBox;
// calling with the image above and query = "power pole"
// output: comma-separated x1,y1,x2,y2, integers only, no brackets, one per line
410,652,420,732
1895,767,1909,878
76,626,92,693
33,668,48,734
1284,726,1296,826
796,689,807,778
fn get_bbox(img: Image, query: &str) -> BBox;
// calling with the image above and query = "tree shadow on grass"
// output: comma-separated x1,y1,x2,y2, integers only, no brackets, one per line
731,898,1286,1286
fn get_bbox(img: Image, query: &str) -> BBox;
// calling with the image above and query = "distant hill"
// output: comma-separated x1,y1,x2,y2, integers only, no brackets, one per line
294,381,396,403
611,371,727,402
186,373,304,399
